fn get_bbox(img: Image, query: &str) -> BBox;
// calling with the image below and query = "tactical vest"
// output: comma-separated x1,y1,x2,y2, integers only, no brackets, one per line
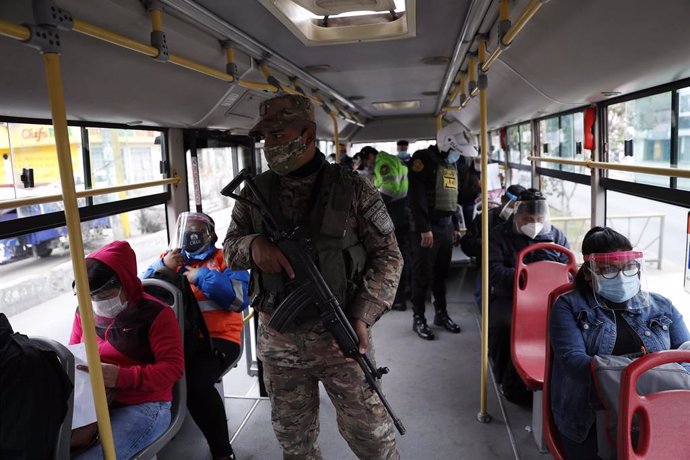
374,152,408,201
249,165,367,316
434,162,459,212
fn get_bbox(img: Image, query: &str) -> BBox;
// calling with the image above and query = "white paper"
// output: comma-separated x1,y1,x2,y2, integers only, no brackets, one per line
486,163,502,191
68,343,98,429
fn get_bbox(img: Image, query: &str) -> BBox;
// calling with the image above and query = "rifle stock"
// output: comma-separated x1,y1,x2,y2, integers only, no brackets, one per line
221,169,406,435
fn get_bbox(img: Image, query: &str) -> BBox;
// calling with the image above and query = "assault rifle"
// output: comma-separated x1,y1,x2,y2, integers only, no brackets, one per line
221,168,406,435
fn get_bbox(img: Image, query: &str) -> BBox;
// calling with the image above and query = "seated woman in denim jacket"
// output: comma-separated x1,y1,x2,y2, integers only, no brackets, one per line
549,226,690,459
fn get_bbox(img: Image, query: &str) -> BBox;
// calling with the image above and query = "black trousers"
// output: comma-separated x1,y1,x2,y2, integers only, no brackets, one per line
393,224,411,304
186,338,241,457
410,219,453,318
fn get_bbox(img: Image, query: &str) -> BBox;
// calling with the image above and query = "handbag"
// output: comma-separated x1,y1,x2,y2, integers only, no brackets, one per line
591,353,690,458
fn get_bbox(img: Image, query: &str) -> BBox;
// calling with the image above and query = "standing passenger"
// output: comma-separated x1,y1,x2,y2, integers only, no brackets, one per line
396,139,411,166
407,122,473,340
488,189,569,403
223,94,402,459
373,150,411,311
141,212,249,460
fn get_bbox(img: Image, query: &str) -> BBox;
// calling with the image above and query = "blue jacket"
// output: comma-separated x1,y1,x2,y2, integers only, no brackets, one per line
549,288,690,442
488,218,569,319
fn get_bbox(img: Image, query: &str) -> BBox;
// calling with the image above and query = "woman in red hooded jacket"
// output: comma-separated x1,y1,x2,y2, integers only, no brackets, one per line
70,241,184,459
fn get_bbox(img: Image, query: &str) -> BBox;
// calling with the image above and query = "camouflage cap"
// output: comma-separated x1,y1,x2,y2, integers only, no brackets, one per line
249,94,315,137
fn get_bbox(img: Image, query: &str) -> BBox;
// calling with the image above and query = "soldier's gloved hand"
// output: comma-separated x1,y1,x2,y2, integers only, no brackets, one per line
250,235,295,278
163,248,184,270
353,319,369,354
420,231,433,248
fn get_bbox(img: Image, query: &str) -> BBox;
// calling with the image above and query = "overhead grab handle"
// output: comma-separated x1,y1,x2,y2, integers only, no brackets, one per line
144,0,169,62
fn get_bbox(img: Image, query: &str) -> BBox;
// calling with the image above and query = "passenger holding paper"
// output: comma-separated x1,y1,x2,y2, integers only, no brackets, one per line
549,227,690,459
141,212,249,460
69,240,184,459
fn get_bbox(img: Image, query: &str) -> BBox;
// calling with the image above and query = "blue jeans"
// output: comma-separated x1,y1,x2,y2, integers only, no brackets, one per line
76,401,171,460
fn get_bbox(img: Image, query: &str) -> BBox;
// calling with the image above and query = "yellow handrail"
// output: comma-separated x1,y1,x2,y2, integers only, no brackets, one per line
478,39,490,422
0,176,180,211
73,19,158,57
43,52,116,459
503,0,542,46
529,156,690,179
0,18,31,41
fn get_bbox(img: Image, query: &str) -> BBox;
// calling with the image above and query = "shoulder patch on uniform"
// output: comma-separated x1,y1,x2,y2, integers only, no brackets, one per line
411,159,424,173
380,164,390,175
363,199,395,236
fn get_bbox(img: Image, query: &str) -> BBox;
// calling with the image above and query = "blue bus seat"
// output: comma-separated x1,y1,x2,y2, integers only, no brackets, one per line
617,349,690,460
132,278,188,460
30,337,75,460
543,283,575,460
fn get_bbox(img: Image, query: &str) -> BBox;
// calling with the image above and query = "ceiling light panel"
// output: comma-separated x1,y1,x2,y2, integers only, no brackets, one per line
371,100,420,110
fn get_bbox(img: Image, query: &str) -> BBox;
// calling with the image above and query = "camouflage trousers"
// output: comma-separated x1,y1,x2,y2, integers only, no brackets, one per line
257,313,399,460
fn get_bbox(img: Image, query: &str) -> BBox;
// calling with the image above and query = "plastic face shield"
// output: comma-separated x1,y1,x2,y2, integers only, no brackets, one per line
584,250,647,306
170,212,214,254
513,199,551,236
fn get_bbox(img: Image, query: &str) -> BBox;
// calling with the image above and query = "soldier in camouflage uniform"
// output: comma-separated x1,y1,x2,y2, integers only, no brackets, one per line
223,94,402,460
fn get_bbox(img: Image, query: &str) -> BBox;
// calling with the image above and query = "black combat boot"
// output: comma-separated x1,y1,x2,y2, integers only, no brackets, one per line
413,315,435,340
434,311,461,333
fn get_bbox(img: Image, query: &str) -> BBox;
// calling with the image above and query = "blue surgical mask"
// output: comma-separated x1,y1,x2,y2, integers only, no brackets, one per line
398,151,409,159
445,149,460,164
593,273,640,303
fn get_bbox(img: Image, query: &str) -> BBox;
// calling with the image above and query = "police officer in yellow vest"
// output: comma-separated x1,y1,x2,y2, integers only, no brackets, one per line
408,122,476,340
374,151,410,310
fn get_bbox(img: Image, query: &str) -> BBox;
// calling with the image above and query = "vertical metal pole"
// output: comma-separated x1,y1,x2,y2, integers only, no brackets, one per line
330,112,339,160
42,52,116,459
436,114,443,132
477,40,491,422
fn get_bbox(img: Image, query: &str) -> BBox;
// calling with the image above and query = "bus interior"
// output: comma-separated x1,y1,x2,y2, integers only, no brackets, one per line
1,0,690,459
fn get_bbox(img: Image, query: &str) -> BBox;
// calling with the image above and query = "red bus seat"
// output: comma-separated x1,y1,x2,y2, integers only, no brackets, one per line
542,282,575,460
618,349,690,460
511,243,577,390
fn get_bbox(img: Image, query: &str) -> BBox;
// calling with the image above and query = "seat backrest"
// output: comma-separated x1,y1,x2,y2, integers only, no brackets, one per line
542,282,575,460
30,337,75,460
132,278,188,460
617,350,690,460
511,242,577,389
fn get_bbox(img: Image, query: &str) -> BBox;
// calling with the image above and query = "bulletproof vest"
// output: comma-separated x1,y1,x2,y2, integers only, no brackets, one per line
434,162,459,212
249,165,367,315
374,152,408,201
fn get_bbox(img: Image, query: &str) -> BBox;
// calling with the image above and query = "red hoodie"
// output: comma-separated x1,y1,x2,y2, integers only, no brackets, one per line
69,241,184,405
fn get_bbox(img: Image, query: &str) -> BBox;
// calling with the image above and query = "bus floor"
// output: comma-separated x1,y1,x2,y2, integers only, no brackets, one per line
160,267,551,460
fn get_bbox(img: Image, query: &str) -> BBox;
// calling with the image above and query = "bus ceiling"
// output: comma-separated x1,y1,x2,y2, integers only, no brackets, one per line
0,1,690,137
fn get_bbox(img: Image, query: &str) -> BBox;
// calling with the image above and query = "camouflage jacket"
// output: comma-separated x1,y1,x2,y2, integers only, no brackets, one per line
223,152,402,326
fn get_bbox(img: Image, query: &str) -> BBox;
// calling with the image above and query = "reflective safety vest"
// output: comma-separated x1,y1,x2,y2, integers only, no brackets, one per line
374,151,408,201
434,163,459,212
250,165,368,317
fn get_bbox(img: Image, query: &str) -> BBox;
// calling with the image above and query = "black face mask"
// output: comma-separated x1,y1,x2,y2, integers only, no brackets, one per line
182,231,205,253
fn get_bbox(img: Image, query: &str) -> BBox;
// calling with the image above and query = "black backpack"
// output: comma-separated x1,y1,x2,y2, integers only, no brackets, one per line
146,267,215,363
0,314,73,459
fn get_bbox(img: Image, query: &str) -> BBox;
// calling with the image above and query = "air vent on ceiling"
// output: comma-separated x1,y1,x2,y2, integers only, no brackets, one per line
258,0,415,46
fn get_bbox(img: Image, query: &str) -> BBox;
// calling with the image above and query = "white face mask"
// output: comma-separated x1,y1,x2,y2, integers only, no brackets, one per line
92,288,128,318
520,222,544,239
